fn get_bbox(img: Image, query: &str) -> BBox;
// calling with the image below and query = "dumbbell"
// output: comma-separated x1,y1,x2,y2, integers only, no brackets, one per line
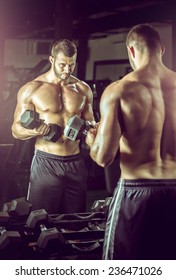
20,110,62,142
64,115,93,141
2,197,32,220
26,209,65,253
0,225,23,259
91,197,112,214
0,212,11,228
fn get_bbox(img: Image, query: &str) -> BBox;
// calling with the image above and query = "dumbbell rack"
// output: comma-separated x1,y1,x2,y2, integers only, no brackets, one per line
0,211,106,260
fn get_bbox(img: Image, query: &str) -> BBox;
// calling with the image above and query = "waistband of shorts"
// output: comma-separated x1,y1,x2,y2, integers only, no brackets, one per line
118,178,176,188
34,149,82,162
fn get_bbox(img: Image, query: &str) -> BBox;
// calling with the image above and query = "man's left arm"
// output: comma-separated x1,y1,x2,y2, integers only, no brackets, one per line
86,83,122,167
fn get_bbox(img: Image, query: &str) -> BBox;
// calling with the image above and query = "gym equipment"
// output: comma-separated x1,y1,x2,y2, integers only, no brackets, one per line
36,224,65,253
0,212,11,227
0,226,23,259
20,110,62,142
26,209,105,256
0,198,111,259
26,209,53,229
43,124,62,143
53,211,106,232
26,209,65,253
2,197,32,220
64,115,93,141
21,110,41,129
91,197,112,214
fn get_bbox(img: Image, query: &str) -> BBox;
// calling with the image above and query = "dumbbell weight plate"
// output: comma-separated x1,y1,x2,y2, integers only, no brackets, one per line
20,110,41,129
64,116,86,141
37,226,65,253
2,197,32,220
26,209,53,230
0,229,23,260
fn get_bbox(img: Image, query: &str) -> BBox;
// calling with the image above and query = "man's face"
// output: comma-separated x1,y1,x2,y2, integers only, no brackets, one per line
52,52,77,80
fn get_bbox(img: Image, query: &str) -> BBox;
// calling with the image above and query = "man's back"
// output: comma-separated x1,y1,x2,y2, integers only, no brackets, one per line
119,63,176,178
86,23,176,179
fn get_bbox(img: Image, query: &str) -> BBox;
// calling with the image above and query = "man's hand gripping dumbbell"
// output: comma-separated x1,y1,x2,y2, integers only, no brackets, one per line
64,115,97,141
20,109,62,142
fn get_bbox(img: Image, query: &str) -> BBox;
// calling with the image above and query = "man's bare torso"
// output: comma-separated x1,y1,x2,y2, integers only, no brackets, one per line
119,65,176,179
26,76,88,155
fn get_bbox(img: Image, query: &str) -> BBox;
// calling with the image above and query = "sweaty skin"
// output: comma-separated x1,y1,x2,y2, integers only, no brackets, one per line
86,45,176,179
12,52,95,156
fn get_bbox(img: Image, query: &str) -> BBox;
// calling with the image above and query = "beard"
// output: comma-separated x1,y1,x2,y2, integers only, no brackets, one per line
53,64,70,80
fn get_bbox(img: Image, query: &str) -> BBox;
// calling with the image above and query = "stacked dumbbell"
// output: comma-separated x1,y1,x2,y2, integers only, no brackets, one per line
0,197,110,259
0,204,66,258
0,224,23,260
20,110,62,142
2,197,32,221
0,197,32,259
26,209,65,254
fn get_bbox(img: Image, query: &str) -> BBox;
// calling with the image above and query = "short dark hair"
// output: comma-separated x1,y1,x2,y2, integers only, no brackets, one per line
51,39,77,58
126,23,162,52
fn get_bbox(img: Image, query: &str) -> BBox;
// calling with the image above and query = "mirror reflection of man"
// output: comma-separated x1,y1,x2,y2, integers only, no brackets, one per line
12,39,96,214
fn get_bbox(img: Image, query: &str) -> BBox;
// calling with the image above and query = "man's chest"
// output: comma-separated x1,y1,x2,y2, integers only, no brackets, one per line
32,84,86,114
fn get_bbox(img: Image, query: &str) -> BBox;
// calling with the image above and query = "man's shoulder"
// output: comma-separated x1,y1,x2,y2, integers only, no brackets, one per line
70,76,91,92
18,79,43,97
102,74,141,101
73,76,89,87
116,72,145,92
103,78,127,94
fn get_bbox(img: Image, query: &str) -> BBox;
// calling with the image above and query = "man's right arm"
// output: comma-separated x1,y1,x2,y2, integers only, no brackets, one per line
11,83,50,140
86,82,123,167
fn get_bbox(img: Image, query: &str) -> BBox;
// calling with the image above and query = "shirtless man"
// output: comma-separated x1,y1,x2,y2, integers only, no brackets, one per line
86,24,176,259
12,39,95,214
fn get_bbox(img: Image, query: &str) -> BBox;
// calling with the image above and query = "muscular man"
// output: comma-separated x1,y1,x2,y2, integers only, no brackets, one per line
12,39,95,214
86,24,176,259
